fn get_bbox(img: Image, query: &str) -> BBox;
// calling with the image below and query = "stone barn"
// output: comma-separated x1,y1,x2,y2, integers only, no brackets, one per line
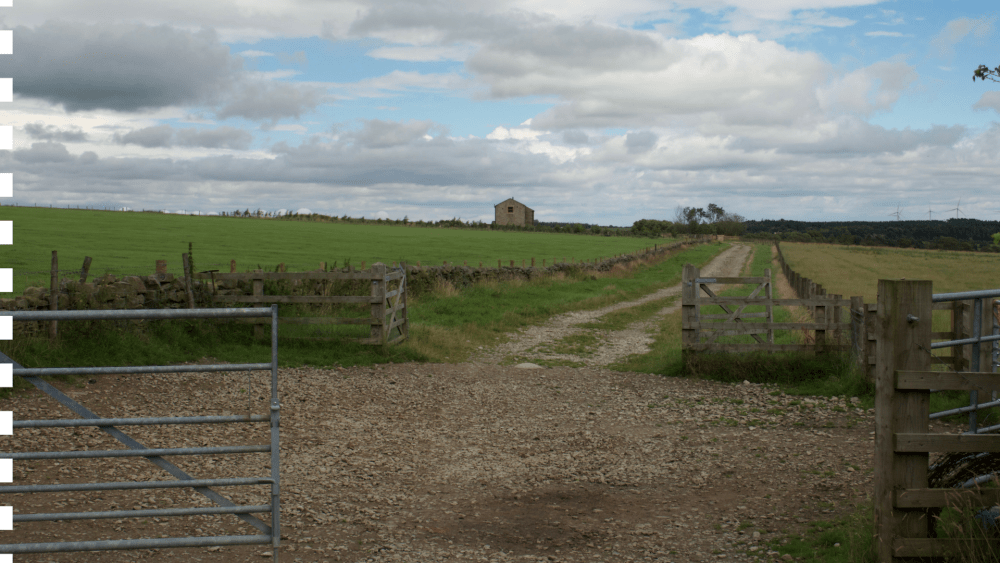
494,198,534,227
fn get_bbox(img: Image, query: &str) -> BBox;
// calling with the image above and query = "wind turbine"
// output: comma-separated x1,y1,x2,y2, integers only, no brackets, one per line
927,207,936,220
947,198,964,219
888,205,903,221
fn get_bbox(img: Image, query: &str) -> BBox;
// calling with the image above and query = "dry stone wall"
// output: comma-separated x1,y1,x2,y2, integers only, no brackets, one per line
2,237,712,338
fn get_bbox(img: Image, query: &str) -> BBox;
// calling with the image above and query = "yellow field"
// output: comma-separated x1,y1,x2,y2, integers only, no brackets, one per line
779,242,1000,302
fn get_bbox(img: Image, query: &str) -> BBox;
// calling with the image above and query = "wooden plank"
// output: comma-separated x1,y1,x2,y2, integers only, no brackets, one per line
686,322,851,330
693,276,768,284
277,317,372,325
694,297,853,307
931,331,956,340
896,433,1000,453
695,328,771,337
385,288,401,300
213,295,375,304
896,488,1000,508
384,270,404,281
688,343,851,352
193,271,378,281
893,538,1000,558
699,312,770,320
896,370,1000,392
932,301,955,311
874,279,933,563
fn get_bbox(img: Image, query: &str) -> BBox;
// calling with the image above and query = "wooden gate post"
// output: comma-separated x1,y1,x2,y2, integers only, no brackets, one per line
371,263,387,344
874,279,932,563
253,269,263,339
49,250,58,341
182,253,196,309
681,264,699,362
79,256,92,284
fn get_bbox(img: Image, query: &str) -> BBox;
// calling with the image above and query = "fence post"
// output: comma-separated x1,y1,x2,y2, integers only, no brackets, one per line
874,279,932,563
851,296,865,371
79,256,92,283
531,257,535,268
371,263,387,345
49,250,58,341
182,253,196,309
815,296,826,355
952,301,967,372
400,263,409,342
254,269,264,340
764,268,774,344
681,264,699,363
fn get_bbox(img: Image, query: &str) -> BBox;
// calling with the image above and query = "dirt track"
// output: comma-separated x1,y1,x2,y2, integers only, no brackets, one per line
3,244,961,562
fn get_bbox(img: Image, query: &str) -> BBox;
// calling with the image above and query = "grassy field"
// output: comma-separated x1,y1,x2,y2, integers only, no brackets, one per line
778,242,1000,301
0,207,668,296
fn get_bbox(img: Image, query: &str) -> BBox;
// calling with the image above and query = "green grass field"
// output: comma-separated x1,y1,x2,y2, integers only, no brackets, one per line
0,207,668,296
779,242,1000,301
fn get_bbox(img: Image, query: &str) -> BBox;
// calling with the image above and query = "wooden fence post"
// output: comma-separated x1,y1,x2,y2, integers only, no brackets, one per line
952,301,967,372
371,263,387,345
79,256,92,283
230,259,236,273
531,257,535,267
851,296,865,370
764,268,774,344
253,269,263,339
832,294,842,345
815,296,826,355
49,250,58,341
866,303,878,383
182,253,196,309
874,279,932,563
498,260,502,268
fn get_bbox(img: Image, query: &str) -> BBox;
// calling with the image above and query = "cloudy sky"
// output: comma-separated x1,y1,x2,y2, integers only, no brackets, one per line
2,1,999,225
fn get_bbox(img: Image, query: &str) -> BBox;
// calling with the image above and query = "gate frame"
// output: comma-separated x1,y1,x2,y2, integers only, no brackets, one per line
0,305,282,559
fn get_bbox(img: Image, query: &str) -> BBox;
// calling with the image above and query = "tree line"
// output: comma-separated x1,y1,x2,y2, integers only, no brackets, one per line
742,218,1000,252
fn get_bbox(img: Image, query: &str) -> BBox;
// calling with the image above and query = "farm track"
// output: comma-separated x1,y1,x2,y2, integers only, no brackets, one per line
469,244,755,368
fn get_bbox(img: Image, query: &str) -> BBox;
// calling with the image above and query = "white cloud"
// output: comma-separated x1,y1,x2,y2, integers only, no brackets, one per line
367,44,475,62
866,31,904,37
931,16,997,59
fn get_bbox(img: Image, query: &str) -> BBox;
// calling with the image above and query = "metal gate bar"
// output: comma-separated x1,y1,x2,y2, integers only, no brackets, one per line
0,305,281,559
928,290,1000,434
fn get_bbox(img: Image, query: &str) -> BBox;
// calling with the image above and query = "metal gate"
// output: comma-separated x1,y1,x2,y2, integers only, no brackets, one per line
928,289,1000,434
0,306,282,559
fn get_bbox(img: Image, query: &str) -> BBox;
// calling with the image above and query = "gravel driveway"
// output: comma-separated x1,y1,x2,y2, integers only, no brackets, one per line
4,244,949,563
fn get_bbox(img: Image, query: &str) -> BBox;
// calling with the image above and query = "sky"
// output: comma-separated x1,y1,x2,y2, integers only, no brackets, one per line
2,1,1000,226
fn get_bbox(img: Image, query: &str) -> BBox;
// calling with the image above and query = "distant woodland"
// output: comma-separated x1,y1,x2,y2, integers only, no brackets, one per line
742,218,1000,252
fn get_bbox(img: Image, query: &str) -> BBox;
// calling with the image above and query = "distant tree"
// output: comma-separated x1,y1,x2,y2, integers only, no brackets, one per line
992,232,1000,245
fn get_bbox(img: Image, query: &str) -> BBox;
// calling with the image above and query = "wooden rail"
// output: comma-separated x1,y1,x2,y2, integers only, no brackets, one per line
192,262,407,345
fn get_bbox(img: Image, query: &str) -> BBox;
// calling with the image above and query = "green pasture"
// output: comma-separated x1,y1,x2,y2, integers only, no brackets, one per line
0,207,669,296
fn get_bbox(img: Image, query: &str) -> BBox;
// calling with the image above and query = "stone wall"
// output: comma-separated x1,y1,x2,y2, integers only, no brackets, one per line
2,236,711,337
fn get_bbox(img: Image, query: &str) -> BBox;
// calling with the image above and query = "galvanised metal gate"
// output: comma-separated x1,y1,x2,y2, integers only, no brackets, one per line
0,306,282,560
928,289,1000,435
